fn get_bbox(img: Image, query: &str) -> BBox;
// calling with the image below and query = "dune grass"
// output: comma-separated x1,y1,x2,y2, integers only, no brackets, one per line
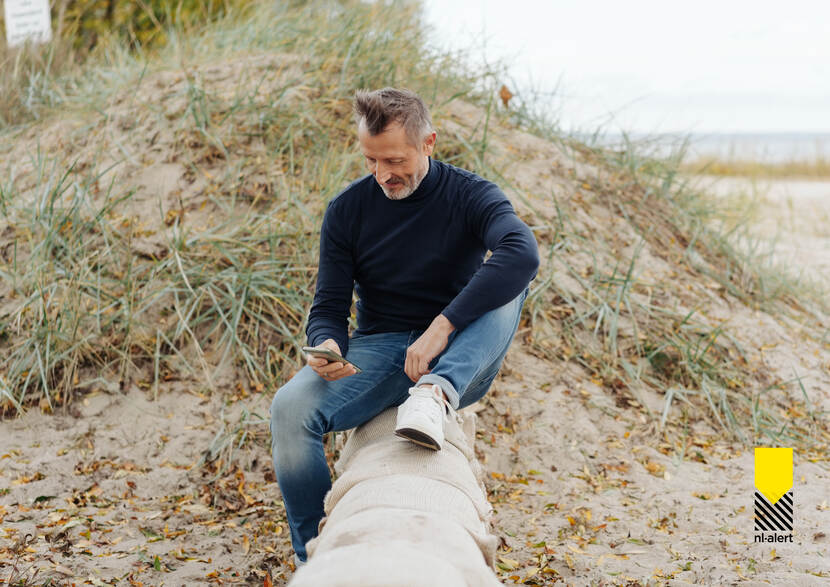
480,132,827,450
0,0,487,412
0,0,826,453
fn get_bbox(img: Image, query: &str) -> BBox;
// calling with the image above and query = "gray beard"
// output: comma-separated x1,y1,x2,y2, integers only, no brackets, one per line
381,161,429,200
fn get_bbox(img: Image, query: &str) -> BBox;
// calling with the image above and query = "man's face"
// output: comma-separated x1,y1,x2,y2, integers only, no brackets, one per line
358,121,436,200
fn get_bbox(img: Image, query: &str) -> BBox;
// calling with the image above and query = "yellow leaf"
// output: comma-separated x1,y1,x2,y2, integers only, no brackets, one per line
645,460,665,476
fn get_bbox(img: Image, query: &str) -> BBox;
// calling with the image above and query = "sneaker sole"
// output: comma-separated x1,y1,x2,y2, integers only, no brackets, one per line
394,428,441,451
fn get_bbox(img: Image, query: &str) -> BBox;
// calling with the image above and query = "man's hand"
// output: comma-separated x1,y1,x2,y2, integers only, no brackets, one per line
405,314,456,382
306,339,357,382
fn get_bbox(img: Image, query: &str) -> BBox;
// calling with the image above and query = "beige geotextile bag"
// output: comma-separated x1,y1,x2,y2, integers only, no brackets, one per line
289,406,501,587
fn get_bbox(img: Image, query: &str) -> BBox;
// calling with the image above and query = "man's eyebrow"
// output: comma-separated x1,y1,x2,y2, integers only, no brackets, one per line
362,154,406,161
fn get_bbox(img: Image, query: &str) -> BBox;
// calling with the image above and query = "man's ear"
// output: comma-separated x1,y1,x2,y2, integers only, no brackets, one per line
423,131,437,156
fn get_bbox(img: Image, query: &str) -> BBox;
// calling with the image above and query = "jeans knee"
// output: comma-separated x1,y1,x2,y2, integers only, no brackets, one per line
270,383,299,436
269,389,286,432
270,378,322,442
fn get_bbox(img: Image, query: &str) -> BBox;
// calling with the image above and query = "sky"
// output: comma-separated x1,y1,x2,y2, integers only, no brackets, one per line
421,0,830,135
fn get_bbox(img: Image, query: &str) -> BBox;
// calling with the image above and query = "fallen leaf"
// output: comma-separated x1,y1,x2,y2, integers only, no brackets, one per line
140,527,164,542
644,461,665,476
61,519,82,532
499,85,513,108
12,472,45,485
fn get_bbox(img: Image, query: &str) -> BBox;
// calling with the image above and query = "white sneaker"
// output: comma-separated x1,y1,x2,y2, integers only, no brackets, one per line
395,384,449,450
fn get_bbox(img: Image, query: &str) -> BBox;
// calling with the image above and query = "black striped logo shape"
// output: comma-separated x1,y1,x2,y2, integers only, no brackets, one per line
754,490,793,531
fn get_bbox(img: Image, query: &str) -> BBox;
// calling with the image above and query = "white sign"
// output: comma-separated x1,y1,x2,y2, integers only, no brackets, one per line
4,0,52,48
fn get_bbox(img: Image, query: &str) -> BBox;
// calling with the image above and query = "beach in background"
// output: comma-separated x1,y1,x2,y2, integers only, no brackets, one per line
579,131,830,290
590,132,830,165
693,174,830,289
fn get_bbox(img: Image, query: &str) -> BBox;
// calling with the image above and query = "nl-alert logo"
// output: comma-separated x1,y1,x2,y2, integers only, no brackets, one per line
754,447,793,543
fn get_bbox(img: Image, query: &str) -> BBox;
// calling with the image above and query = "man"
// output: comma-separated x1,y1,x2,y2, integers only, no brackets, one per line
270,87,539,565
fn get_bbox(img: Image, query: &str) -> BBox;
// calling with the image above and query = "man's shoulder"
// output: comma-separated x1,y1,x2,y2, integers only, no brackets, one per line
435,159,503,199
437,159,484,183
327,173,374,211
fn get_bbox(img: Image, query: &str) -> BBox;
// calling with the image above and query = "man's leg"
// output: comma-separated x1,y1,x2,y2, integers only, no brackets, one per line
269,331,415,561
417,287,529,410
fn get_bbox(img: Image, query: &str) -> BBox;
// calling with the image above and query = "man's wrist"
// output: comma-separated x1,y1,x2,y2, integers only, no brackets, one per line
320,338,341,354
433,313,456,335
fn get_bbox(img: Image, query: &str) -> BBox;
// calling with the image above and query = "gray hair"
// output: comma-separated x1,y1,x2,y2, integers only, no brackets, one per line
353,87,433,146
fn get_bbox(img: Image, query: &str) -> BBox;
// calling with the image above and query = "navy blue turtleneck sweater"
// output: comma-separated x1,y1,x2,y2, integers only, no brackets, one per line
306,157,539,356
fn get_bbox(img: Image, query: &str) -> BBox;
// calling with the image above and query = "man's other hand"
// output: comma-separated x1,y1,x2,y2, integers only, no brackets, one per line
306,339,357,382
405,314,455,382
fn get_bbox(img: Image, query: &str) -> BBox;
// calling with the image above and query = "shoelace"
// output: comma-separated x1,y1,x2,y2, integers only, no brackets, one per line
408,386,452,422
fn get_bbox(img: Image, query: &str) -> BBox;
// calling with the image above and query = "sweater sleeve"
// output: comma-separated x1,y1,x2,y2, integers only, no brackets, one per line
305,198,355,356
440,183,539,331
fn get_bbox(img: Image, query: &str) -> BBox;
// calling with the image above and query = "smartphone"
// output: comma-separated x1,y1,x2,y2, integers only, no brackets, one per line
302,346,363,373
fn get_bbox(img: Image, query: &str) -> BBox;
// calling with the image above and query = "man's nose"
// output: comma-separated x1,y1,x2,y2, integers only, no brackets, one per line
374,162,389,183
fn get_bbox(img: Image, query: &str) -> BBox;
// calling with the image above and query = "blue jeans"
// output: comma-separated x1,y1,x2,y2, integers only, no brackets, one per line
269,287,528,560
